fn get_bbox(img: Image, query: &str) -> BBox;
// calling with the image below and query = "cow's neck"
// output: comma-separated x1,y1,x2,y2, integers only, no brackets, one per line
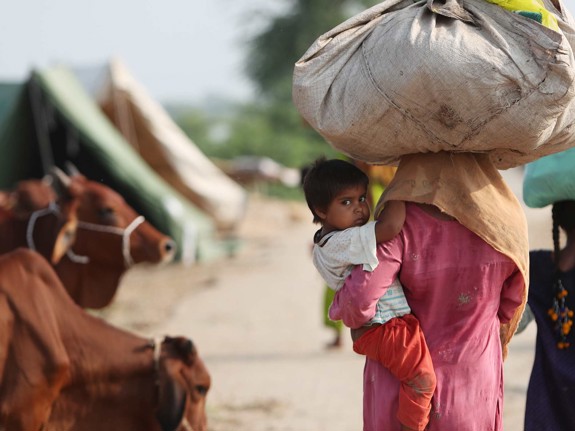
0,218,56,260
57,308,158,403
63,309,155,379
56,257,124,309
49,320,159,428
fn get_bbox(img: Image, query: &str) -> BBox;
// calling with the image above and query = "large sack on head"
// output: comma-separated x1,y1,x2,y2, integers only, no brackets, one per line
293,0,575,169
523,146,575,207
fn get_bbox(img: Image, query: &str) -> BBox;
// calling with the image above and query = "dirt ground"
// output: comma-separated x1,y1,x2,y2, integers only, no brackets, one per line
98,167,551,431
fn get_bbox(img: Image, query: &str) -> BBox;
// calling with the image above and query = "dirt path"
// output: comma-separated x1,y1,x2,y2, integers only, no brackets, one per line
99,167,551,431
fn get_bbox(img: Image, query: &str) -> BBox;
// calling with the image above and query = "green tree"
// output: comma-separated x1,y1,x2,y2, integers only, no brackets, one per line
221,100,337,166
247,0,379,102
173,0,379,183
170,106,214,152
211,0,379,173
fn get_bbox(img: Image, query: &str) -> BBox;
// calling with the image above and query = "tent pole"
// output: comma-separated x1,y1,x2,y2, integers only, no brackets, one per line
28,79,55,176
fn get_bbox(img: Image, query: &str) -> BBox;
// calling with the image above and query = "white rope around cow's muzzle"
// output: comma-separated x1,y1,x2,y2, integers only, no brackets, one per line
66,215,145,267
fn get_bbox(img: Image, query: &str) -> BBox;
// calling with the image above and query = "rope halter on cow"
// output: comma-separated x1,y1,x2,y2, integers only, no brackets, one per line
26,201,61,251
66,215,145,267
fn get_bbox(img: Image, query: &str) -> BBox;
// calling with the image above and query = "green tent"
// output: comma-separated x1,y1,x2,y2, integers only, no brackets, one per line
0,82,44,183
0,67,224,263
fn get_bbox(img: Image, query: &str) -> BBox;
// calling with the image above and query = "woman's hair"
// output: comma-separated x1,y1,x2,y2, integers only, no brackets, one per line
552,200,575,267
549,201,575,348
302,158,369,224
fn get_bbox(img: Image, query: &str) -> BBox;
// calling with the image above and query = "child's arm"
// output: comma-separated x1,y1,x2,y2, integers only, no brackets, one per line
374,200,405,243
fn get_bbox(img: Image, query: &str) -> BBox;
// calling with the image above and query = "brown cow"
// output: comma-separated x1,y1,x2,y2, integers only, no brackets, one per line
0,172,80,264
52,170,177,309
0,248,210,431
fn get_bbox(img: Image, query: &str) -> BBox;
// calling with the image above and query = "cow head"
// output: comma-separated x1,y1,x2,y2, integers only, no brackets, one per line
0,169,81,264
55,169,177,308
68,173,176,267
156,336,210,431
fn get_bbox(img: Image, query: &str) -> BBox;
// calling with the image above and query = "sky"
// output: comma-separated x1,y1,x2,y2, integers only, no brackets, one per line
0,0,282,104
2,0,575,106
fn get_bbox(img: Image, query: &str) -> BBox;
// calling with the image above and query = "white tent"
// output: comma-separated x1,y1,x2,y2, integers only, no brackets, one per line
86,58,247,232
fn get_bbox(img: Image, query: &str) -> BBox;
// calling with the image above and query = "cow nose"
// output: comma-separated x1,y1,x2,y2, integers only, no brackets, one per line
162,239,177,261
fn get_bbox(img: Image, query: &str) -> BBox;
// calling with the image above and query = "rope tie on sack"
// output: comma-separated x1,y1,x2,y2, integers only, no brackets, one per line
66,215,145,267
26,201,60,251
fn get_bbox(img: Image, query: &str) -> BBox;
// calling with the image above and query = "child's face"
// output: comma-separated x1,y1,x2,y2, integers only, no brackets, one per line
316,184,370,232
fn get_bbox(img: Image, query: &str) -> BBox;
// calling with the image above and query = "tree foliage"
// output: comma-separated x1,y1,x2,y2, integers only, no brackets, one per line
173,0,379,176
247,0,379,101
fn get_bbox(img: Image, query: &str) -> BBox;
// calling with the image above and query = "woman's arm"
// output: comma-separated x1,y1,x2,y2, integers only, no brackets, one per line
498,268,525,324
329,236,403,328
498,267,527,359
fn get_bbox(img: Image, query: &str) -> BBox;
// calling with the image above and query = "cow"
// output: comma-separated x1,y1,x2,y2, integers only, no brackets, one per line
0,248,210,431
54,170,177,308
0,171,80,265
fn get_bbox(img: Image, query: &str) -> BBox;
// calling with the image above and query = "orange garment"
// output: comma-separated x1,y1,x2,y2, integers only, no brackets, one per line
353,314,436,431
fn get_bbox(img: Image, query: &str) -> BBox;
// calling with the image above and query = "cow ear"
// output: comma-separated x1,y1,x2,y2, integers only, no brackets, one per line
156,360,188,431
48,167,71,197
164,336,197,365
65,162,84,179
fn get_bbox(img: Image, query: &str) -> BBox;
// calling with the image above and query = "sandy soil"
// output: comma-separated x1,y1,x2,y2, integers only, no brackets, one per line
98,167,551,431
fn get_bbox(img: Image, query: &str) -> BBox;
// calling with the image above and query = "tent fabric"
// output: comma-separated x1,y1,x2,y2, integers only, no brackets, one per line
0,83,44,187
1,66,224,263
94,58,247,232
33,65,224,263
0,83,23,130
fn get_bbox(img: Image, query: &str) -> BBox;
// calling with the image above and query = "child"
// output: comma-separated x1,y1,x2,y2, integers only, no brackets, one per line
302,158,436,431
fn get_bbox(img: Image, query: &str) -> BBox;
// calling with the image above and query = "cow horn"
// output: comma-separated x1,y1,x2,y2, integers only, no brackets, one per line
41,174,54,186
65,161,81,177
50,166,72,188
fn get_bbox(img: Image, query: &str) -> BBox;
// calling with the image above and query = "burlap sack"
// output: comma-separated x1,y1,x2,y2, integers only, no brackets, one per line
293,0,575,169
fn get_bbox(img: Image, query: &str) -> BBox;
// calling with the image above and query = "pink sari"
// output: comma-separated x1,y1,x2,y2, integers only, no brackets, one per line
330,203,524,431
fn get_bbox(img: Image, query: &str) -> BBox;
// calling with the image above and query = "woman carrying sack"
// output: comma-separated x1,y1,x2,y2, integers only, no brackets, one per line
329,151,528,430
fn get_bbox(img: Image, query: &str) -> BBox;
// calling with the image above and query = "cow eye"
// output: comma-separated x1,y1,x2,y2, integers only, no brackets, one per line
195,385,208,396
97,207,115,222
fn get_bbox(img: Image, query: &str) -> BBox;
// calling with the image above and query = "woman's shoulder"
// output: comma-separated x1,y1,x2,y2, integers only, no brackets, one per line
407,202,456,221
401,202,518,266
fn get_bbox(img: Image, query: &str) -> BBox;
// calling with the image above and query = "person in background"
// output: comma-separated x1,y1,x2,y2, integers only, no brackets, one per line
330,151,528,431
303,158,436,431
321,284,344,348
516,200,575,431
